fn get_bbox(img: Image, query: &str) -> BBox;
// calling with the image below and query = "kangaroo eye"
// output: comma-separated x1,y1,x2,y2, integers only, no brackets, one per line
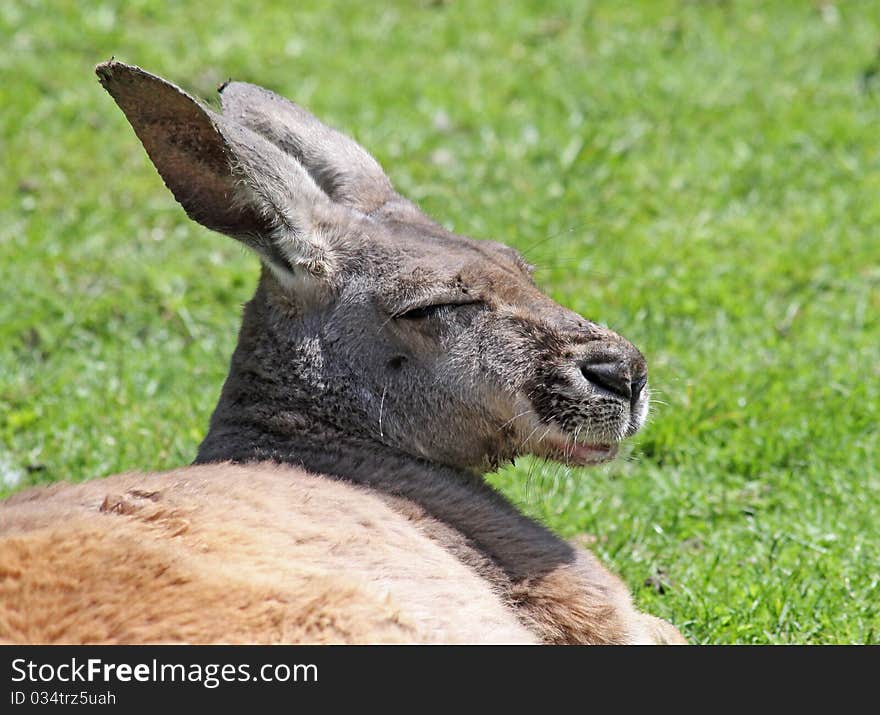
398,304,444,320
395,300,483,321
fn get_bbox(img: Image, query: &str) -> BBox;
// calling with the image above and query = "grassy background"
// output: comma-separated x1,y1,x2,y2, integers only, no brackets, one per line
1,0,878,644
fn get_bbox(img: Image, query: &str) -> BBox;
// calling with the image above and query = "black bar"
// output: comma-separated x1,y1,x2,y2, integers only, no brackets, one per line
2,645,874,707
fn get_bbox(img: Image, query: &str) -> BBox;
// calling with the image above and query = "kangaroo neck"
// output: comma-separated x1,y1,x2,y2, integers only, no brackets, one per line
196,430,574,584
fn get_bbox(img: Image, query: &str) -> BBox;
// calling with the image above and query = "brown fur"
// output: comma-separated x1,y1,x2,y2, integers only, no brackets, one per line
0,62,687,645
1,464,533,644
1,463,684,644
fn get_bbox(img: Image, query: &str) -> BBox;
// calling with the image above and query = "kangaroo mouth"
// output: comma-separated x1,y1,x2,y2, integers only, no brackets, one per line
541,438,619,466
517,417,622,466
511,394,631,467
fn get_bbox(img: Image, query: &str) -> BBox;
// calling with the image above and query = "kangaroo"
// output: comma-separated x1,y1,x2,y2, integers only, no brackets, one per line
0,61,686,645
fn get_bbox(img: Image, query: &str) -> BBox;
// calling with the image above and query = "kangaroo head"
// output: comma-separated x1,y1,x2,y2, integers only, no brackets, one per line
98,61,648,474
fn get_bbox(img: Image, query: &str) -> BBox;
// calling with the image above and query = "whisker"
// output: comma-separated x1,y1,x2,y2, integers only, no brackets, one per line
496,408,536,432
517,422,546,453
531,261,612,278
518,223,591,258
378,383,388,439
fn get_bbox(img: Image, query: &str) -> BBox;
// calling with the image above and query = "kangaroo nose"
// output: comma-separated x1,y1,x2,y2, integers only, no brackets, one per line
580,361,632,399
580,358,648,404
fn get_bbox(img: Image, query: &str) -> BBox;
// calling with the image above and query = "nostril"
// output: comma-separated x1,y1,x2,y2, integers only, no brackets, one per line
631,373,648,403
580,361,631,400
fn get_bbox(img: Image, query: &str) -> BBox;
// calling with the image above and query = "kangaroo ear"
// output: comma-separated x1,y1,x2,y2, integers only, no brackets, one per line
96,61,339,281
219,80,406,216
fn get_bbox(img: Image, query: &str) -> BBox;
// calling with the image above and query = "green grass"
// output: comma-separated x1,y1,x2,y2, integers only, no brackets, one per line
1,0,878,644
